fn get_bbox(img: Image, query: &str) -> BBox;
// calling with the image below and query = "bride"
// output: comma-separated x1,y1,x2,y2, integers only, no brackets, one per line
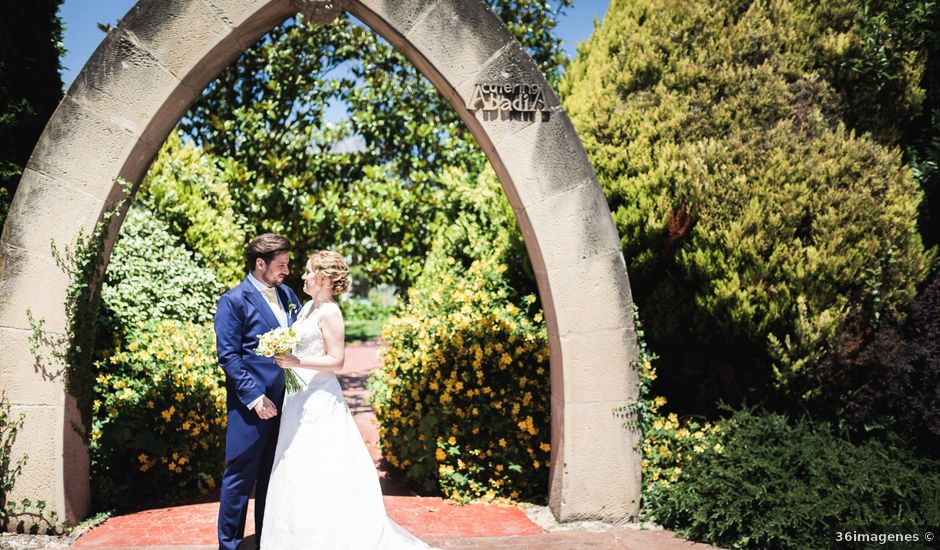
261,250,432,549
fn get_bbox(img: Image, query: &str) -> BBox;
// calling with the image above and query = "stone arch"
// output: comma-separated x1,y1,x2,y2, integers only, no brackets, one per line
0,0,640,524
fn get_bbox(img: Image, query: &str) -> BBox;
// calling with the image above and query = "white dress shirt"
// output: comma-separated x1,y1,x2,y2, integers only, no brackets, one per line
245,272,288,411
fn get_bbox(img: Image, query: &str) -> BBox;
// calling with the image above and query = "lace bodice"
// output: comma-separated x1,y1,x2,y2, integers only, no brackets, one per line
287,301,340,388
292,301,331,359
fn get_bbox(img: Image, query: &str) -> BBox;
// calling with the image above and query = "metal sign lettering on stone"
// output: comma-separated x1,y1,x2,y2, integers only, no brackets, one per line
467,82,551,121
292,0,343,25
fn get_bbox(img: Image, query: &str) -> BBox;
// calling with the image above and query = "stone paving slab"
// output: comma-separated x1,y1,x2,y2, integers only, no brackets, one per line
72,496,542,548
427,528,718,549
387,496,543,539
72,501,243,547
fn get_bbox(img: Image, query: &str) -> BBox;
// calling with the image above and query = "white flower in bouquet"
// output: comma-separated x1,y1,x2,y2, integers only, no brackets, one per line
255,327,305,394
256,327,297,357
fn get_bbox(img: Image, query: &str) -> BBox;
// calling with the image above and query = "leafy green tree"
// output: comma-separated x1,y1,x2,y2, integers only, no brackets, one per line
561,0,933,411
180,2,570,290
0,0,64,197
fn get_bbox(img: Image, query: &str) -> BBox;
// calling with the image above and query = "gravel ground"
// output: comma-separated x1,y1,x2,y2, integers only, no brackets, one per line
519,502,665,533
0,533,75,549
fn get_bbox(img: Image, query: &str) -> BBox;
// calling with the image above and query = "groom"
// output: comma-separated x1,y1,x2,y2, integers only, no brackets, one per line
215,233,302,550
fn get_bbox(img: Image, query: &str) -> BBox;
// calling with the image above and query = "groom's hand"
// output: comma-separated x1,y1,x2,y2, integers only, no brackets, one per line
254,397,278,419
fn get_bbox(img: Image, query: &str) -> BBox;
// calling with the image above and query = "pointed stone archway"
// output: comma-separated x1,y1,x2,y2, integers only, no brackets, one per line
0,0,640,524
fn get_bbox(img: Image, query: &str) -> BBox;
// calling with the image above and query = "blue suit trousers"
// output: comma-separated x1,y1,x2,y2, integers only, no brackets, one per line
217,413,280,550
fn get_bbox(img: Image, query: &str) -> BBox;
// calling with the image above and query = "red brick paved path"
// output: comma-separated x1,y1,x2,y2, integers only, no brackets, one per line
73,342,718,549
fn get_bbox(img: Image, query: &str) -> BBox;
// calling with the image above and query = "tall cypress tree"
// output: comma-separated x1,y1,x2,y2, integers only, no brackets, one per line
0,0,65,205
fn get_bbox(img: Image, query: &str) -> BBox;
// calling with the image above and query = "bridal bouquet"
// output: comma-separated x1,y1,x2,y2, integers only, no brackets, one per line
255,327,305,394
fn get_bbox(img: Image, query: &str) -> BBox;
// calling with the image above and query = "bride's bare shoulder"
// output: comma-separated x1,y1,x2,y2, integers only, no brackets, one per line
320,301,343,318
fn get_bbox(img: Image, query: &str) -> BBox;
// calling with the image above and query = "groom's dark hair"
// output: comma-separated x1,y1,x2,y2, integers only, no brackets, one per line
245,233,292,273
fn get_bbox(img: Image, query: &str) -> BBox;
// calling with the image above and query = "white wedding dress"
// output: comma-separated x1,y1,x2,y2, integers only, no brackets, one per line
260,301,432,549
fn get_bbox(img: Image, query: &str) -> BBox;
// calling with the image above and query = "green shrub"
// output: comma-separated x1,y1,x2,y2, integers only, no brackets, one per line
828,0,938,144
628,307,726,516
339,296,396,321
561,0,933,409
369,258,549,502
0,188,9,231
90,320,225,509
137,131,248,288
423,166,533,300
89,180,229,509
100,208,223,336
647,407,940,549
368,165,546,501
344,319,384,344
634,322,940,548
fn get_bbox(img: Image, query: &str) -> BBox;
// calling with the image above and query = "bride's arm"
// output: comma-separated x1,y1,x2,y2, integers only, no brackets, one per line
275,304,345,372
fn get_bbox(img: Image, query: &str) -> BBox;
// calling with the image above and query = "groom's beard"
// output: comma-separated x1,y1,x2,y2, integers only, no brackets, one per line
260,266,288,286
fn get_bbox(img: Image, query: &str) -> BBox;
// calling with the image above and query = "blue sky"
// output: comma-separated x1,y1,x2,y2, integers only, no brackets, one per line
58,1,609,89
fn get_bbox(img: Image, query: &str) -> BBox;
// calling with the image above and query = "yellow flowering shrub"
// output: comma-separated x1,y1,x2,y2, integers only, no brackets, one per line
628,307,723,511
369,258,549,502
91,320,225,508
641,404,723,507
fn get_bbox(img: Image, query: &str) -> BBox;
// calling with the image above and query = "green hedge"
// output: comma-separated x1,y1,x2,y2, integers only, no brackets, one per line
339,296,396,321
339,294,396,343
344,319,384,343
646,408,940,549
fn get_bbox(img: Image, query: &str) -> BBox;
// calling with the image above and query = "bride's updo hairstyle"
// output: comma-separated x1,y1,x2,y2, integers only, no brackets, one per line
309,250,350,296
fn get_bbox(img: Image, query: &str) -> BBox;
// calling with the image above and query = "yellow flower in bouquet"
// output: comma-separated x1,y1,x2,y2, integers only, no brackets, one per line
255,327,304,393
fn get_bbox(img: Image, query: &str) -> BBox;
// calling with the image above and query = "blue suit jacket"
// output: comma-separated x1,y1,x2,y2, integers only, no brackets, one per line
214,276,302,461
